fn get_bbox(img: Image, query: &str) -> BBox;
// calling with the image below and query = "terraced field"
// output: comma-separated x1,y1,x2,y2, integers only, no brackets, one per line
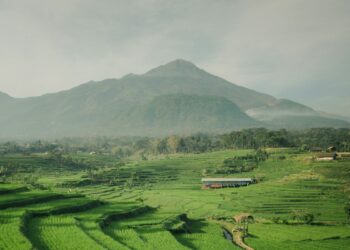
28,216,105,250
176,220,240,250
0,192,102,249
1,149,350,249
246,223,350,250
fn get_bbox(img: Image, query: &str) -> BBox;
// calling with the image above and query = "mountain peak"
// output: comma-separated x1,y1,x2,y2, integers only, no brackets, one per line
144,59,206,78
168,58,197,67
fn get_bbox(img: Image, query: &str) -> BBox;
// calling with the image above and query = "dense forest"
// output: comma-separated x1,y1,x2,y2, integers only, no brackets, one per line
0,128,349,157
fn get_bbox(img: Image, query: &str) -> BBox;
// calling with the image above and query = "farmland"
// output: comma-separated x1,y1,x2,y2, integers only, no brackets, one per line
0,148,350,249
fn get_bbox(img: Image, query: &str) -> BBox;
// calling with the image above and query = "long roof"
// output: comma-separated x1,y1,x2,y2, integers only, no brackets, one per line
201,178,253,182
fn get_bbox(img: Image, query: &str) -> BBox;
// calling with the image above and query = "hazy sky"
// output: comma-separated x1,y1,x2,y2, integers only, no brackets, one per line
0,0,349,116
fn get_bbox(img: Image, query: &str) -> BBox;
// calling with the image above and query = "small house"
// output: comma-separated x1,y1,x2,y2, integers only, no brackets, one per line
201,178,253,189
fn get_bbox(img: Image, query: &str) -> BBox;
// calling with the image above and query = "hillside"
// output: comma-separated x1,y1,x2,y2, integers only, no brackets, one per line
246,99,350,129
114,94,261,135
267,115,350,129
246,99,317,120
0,59,348,138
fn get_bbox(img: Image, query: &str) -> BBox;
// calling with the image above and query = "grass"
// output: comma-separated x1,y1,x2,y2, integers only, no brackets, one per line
246,223,350,250
27,216,105,250
107,228,148,249
176,220,239,250
0,209,32,250
0,148,349,249
0,197,100,250
77,220,130,250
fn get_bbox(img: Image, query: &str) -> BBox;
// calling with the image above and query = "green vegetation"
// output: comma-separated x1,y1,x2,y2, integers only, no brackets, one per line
216,149,269,174
246,224,350,250
177,220,240,250
28,216,105,250
0,145,349,249
1,128,349,161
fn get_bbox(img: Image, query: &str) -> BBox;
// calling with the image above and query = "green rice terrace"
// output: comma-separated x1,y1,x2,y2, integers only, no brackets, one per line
1,148,350,249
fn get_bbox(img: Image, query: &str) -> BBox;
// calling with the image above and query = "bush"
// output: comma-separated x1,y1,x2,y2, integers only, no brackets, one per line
303,213,314,224
272,216,281,224
217,149,269,174
282,219,289,224
290,210,315,224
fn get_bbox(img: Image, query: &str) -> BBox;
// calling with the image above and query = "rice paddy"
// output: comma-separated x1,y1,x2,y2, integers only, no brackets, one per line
0,148,349,249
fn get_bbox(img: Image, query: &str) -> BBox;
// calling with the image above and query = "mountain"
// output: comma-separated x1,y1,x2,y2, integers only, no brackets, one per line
245,98,350,128
0,59,348,138
267,115,350,129
114,94,260,135
144,59,206,78
317,111,350,123
0,91,13,104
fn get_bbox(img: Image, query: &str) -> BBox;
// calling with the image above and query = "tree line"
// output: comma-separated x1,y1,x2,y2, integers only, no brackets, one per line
0,128,349,157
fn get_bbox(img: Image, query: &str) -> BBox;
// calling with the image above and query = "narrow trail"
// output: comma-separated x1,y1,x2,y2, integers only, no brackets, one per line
232,230,254,250
216,220,255,250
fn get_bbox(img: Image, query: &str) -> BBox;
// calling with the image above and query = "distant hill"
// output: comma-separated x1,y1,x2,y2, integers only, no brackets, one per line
246,99,317,120
0,59,348,138
245,97,350,129
316,111,350,123
267,115,350,129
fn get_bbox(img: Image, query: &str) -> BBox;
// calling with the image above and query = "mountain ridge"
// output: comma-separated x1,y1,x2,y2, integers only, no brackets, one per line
0,59,348,139
0,59,277,110
0,91,13,99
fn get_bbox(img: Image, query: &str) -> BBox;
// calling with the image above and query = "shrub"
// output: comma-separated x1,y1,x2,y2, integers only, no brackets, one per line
216,149,269,174
290,210,315,224
272,217,281,224
278,155,286,160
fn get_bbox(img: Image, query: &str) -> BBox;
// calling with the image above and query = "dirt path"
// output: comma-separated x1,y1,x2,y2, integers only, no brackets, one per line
218,221,255,250
232,230,254,250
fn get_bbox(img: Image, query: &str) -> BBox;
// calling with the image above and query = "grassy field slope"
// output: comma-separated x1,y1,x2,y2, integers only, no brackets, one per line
0,148,349,249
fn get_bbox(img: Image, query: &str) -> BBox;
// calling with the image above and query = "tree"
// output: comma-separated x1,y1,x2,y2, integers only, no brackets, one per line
303,213,314,224
125,173,136,189
86,166,98,181
0,166,8,182
140,152,148,161
134,138,151,151
156,138,168,154
22,173,39,186
233,213,254,237
167,135,179,154
345,203,350,223
291,210,314,224
201,169,209,177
